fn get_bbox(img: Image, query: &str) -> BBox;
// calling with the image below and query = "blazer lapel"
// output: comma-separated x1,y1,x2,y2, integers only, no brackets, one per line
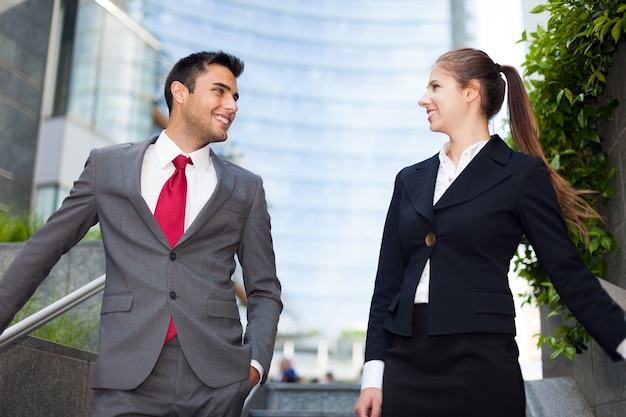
402,154,439,224
434,135,513,210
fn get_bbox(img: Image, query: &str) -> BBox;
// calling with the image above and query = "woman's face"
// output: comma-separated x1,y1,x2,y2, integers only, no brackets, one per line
418,65,469,135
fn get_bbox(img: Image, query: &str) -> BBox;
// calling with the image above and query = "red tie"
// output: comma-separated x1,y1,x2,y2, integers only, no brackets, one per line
154,154,192,343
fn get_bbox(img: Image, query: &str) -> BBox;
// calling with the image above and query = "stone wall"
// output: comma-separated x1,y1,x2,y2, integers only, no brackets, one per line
0,336,96,417
0,240,104,416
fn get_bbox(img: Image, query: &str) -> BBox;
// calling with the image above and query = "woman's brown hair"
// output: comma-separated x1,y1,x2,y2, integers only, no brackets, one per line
435,48,599,242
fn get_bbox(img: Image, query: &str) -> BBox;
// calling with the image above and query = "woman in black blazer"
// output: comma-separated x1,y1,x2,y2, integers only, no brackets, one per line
354,48,626,417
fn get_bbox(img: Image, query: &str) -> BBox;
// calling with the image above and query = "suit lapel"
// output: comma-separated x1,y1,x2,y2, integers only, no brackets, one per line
434,136,513,210
121,138,238,248
122,137,165,241
179,150,236,243
402,154,439,224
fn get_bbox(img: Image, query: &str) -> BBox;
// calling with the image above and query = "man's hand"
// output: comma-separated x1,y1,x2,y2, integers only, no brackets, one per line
354,387,382,417
249,366,261,389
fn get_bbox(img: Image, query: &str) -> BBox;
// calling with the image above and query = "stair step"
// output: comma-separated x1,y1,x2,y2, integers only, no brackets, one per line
263,383,359,412
250,411,354,417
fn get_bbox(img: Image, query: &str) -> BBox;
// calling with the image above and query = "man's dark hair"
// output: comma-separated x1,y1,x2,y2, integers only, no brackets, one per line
164,51,244,113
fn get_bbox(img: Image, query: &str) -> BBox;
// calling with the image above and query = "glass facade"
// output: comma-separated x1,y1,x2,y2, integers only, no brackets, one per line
127,0,467,337
66,0,159,142
33,0,160,218
0,0,54,214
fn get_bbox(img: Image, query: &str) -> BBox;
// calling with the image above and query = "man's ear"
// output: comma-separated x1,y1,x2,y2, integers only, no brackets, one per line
170,81,188,105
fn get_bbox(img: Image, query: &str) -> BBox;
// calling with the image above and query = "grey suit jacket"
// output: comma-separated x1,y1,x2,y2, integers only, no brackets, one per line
0,136,282,390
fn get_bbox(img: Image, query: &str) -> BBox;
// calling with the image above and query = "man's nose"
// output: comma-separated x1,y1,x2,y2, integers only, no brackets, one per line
224,95,238,112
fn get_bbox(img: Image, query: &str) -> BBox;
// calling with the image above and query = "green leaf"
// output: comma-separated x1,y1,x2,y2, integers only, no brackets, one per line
612,20,623,43
530,4,547,14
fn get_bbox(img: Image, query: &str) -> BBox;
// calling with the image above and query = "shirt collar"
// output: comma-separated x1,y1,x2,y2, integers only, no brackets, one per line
155,130,212,176
438,139,490,166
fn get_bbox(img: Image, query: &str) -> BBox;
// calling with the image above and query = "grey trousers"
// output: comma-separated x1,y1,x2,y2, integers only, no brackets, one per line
91,336,251,417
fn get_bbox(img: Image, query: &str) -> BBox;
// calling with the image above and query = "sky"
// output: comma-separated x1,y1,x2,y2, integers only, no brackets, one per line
472,0,527,136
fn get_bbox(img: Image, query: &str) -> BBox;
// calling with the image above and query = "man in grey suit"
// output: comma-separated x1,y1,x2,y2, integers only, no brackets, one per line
0,51,282,417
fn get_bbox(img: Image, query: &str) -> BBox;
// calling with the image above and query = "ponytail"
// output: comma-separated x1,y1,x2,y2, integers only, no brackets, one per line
501,65,600,243
436,48,600,243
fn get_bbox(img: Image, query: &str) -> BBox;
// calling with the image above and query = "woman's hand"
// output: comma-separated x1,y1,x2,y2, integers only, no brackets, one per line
354,387,382,417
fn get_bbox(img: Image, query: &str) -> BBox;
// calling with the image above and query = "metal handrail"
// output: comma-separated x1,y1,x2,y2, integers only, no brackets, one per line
598,276,626,312
0,274,106,350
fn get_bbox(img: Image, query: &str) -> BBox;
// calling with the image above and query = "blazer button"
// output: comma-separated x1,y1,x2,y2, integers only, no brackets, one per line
169,252,176,261
425,232,436,247
170,291,176,300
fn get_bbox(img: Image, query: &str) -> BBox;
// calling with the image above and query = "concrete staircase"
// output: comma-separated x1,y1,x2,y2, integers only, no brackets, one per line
243,382,359,417
0,336,597,417
244,378,595,417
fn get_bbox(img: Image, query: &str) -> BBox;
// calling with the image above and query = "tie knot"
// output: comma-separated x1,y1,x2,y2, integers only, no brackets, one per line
173,155,192,170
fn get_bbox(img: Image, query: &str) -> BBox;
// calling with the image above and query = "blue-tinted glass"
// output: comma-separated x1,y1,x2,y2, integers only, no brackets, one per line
67,0,157,141
127,0,453,336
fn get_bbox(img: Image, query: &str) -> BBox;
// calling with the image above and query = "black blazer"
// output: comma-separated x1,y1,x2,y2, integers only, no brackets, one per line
364,135,626,362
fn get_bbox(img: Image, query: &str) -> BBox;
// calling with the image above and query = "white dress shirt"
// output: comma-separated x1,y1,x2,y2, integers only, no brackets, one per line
140,130,265,381
141,130,217,230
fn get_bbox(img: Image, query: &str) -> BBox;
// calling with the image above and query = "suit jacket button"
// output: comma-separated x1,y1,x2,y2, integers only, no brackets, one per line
169,252,176,261
170,291,176,300
425,232,436,247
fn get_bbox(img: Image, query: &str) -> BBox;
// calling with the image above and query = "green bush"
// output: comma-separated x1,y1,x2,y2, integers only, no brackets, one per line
0,210,102,243
2,211,102,350
10,293,100,352
516,0,626,359
0,211,40,242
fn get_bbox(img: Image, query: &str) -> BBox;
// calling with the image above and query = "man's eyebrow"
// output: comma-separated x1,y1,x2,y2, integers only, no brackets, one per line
212,82,231,90
212,82,239,100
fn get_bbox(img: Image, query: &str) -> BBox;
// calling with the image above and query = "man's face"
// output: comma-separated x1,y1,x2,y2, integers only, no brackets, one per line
181,64,239,145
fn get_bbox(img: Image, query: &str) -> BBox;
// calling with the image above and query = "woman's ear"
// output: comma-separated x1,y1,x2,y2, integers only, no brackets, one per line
464,80,481,103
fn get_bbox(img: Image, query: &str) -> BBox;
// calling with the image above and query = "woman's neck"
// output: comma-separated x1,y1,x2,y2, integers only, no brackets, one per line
446,127,491,167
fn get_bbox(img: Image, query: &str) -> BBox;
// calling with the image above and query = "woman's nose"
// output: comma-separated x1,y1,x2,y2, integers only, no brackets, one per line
418,93,429,108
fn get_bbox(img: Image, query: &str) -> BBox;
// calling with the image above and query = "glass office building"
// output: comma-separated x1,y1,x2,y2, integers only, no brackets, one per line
0,0,159,216
126,0,471,337
0,0,55,213
33,0,160,217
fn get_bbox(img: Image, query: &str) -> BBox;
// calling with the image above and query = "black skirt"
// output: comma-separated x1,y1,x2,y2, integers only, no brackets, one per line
382,304,526,417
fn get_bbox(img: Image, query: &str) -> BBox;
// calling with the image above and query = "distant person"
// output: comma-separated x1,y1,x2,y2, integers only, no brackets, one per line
280,358,299,383
354,48,626,417
0,51,282,417
322,371,336,384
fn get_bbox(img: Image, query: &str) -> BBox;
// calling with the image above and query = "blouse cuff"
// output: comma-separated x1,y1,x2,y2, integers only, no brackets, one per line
360,360,385,390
